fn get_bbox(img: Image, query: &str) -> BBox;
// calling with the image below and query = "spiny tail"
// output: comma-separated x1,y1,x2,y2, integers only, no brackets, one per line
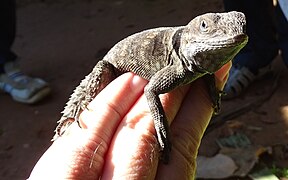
53,60,117,140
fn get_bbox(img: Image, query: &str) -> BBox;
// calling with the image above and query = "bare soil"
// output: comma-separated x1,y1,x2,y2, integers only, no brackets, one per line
0,1,287,179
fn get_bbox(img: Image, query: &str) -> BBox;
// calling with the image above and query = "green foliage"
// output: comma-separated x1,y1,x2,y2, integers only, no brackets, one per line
270,165,288,178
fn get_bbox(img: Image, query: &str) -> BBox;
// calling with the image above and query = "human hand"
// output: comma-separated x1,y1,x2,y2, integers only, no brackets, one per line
28,62,231,180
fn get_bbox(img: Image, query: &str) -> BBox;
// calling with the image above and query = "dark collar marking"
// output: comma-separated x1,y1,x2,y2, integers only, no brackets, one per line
172,28,183,58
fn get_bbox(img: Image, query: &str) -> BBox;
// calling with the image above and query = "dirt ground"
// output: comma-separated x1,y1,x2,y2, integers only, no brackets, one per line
0,0,287,179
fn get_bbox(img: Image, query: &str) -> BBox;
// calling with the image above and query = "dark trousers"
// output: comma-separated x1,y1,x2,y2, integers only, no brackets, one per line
275,4,288,65
0,0,17,69
223,0,288,71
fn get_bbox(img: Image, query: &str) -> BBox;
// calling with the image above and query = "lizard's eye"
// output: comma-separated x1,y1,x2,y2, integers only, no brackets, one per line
200,20,208,32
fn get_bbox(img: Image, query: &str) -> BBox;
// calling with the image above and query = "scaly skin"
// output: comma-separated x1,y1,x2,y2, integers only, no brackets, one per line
54,11,248,163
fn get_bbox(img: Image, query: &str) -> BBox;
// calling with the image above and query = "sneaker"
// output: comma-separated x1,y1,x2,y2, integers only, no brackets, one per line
0,61,51,104
223,64,273,99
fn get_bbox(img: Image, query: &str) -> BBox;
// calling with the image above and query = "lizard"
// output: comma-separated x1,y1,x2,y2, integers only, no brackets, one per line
53,11,248,163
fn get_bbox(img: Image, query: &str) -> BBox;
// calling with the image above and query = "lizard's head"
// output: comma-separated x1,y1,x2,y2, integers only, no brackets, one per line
180,11,248,73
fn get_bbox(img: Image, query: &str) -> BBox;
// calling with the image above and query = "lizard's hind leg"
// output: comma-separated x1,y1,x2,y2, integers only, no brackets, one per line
53,60,118,140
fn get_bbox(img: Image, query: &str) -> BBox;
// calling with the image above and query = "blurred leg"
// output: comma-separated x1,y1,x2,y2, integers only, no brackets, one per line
0,0,17,72
275,3,288,67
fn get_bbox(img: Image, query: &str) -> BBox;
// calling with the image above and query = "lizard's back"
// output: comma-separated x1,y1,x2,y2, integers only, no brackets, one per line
103,27,183,80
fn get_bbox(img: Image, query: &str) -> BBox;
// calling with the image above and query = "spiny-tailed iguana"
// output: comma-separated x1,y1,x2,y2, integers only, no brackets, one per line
54,11,248,163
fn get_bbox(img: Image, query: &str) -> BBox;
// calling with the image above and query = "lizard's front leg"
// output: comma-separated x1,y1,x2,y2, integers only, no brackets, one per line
144,86,172,164
143,67,185,163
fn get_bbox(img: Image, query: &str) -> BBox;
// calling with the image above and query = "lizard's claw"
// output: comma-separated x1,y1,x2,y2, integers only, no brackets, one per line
212,90,224,115
160,140,172,164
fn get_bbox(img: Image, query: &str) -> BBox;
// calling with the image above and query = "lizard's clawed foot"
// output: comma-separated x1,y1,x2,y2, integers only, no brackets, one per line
160,141,172,164
212,90,225,115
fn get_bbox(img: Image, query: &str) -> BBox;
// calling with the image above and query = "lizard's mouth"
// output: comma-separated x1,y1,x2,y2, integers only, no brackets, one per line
206,34,248,48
